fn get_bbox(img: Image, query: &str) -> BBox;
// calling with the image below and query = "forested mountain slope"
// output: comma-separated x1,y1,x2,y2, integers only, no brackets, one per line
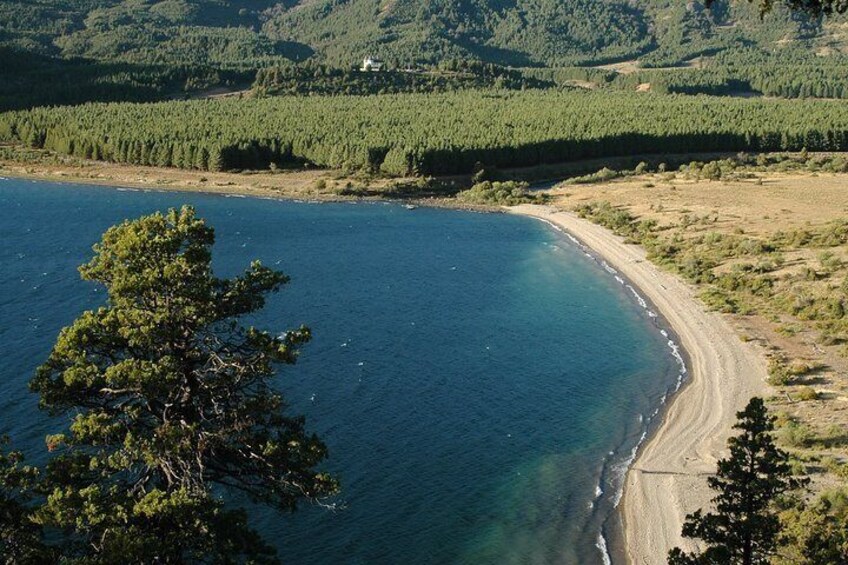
0,0,309,67
261,0,819,67
1,0,847,110
0,0,836,69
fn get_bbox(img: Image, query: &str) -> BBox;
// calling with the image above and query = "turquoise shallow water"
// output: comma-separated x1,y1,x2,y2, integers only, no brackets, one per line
0,179,682,564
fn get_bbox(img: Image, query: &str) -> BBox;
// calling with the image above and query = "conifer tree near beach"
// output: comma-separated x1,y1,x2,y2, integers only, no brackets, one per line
0,206,337,562
668,397,807,565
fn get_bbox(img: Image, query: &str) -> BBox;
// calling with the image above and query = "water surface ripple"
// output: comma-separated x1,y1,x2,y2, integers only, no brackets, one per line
0,179,680,564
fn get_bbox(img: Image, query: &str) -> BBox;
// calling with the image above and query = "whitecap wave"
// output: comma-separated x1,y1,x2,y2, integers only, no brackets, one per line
596,531,613,565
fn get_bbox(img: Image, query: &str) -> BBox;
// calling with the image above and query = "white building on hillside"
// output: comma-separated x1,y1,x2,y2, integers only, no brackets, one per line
361,57,384,72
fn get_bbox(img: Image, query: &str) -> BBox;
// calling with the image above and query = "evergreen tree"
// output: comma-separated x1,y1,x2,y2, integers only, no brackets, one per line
0,439,53,564
668,397,807,565
20,206,338,562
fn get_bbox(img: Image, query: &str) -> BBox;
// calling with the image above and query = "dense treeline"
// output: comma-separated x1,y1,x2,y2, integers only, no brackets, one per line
642,47,848,98
254,60,550,96
708,47,848,98
522,45,848,100
4,90,848,176
0,47,251,112
519,67,618,87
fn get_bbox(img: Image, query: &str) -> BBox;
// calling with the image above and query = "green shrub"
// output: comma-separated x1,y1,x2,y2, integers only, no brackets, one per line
564,167,621,185
788,457,807,476
788,361,822,377
818,250,842,272
822,457,848,479
795,386,818,401
768,356,794,386
700,288,739,313
777,421,813,448
455,181,544,206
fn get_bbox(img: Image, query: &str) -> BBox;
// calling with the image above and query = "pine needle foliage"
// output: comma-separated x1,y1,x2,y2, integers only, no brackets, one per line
668,397,808,565
21,206,337,563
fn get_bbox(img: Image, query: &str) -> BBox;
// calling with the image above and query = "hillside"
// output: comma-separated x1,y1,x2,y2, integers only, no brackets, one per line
0,0,302,65
260,0,817,67
1,0,848,109
0,0,828,67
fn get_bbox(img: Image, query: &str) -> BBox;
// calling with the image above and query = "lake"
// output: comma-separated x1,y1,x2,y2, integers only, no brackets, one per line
0,178,682,564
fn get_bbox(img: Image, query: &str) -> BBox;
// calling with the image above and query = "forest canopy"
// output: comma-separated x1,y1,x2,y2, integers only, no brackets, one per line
4,90,848,176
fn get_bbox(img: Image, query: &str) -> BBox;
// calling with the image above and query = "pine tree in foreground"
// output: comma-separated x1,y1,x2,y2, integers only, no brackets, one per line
10,206,338,563
668,397,807,565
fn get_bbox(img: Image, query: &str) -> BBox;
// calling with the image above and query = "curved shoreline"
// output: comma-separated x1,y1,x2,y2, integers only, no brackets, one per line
508,204,768,564
2,168,770,561
530,214,691,564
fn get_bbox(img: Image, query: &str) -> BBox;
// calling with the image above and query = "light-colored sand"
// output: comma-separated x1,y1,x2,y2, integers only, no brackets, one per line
509,204,768,564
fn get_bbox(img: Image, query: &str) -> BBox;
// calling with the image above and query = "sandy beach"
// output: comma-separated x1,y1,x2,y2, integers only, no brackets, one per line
509,204,768,564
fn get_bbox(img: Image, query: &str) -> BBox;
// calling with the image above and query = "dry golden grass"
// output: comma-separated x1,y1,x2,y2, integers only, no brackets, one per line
556,173,848,235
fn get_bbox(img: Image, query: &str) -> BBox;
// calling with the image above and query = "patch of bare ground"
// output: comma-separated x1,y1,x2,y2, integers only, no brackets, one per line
283,0,323,13
592,59,642,74
555,173,848,233
817,21,848,56
190,86,254,100
593,56,706,75
564,79,598,90
378,0,397,17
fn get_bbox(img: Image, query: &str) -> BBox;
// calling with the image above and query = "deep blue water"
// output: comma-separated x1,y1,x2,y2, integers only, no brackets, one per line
0,179,682,564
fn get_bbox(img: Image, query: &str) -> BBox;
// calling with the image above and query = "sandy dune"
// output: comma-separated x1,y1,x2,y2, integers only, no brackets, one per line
509,204,768,564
